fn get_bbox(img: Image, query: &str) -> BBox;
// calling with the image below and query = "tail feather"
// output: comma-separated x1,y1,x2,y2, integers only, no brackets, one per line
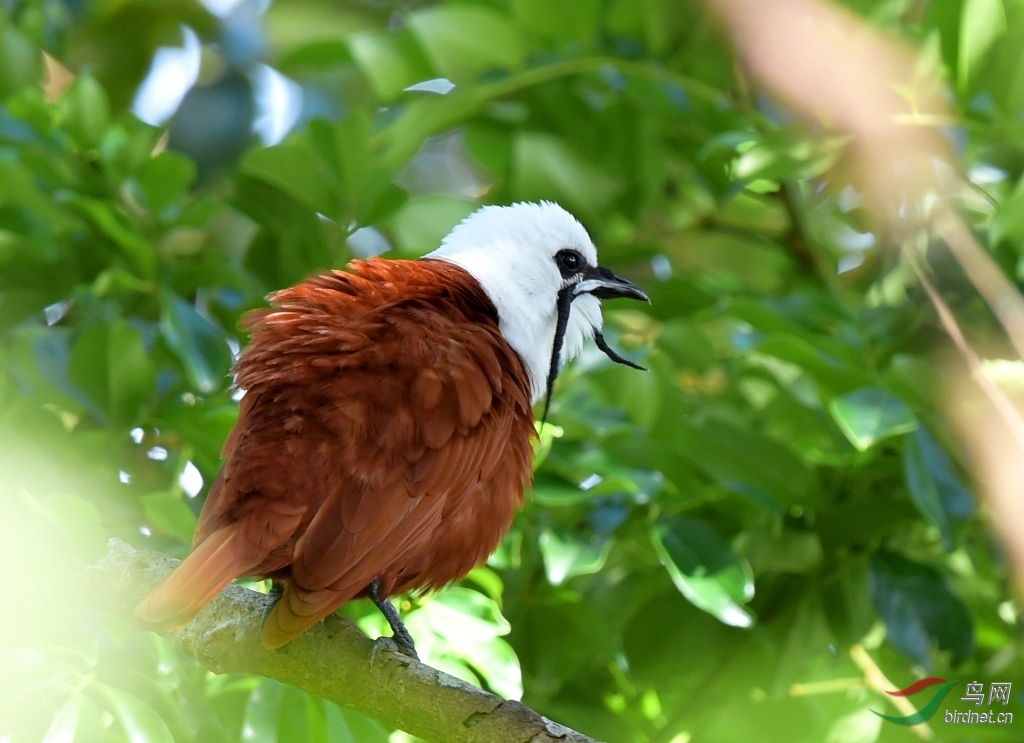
261,584,352,649
134,528,249,630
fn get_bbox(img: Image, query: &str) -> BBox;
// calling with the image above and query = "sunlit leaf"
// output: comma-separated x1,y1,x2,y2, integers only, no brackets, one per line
42,694,82,743
404,587,522,700
141,490,198,545
539,528,611,584
650,515,755,628
242,679,283,743
828,387,917,451
958,0,1006,89
96,683,174,743
407,5,525,84
824,707,881,743
348,30,434,101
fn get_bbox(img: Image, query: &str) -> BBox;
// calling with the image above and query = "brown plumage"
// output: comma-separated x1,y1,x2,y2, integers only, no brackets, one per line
135,258,535,649
135,201,651,652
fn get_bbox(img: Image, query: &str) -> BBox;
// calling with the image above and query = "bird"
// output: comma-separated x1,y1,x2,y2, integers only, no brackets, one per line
134,201,649,655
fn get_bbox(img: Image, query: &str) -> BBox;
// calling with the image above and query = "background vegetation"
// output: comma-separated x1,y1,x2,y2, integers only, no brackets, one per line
1,0,1022,741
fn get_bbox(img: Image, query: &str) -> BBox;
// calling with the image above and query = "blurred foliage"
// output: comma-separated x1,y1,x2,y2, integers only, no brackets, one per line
0,0,1022,742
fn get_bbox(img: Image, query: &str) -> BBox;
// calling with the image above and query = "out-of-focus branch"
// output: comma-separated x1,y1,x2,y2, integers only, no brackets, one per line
910,260,1024,453
911,261,1024,598
935,208,1024,361
706,0,1024,599
83,539,601,743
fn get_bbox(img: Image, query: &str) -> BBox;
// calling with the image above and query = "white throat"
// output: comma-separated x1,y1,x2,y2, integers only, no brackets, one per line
425,202,604,402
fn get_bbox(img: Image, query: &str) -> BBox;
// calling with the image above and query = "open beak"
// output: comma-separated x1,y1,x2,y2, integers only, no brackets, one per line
573,266,650,302
540,264,649,425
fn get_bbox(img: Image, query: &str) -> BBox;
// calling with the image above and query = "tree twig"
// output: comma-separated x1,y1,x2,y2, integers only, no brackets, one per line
849,644,933,740
82,539,602,743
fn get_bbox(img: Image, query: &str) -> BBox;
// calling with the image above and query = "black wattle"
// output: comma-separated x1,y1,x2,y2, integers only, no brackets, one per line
540,286,575,425
594,330,647,371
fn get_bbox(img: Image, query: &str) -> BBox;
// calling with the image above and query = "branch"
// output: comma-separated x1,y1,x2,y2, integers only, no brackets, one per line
83,539,601,743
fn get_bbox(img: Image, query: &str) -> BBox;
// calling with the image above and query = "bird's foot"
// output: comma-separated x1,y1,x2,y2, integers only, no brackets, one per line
368,635,418,665
367,578,419,662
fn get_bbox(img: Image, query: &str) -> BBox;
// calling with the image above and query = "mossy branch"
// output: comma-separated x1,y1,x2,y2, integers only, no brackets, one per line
83,539,601,743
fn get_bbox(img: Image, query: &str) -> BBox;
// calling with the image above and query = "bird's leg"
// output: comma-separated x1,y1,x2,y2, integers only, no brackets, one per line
368,579,418,660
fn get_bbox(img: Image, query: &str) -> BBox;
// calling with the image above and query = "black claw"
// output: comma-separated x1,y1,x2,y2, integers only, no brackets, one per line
593,330,647,371
368,579,419,660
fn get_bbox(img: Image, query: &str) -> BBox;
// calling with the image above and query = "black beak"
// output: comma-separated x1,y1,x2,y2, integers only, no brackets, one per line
573,266,650,303
539,265,650,426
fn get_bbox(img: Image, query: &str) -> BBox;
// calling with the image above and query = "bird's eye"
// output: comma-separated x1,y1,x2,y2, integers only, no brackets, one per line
555,249,584,278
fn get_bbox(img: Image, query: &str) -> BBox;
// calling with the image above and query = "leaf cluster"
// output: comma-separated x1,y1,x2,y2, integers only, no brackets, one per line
0,1,1022,743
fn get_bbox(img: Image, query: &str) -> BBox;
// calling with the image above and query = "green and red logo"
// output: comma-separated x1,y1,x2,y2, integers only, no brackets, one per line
871,677,958,725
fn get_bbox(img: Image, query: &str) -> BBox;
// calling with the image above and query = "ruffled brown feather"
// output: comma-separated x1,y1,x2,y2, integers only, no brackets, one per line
133,258,534,648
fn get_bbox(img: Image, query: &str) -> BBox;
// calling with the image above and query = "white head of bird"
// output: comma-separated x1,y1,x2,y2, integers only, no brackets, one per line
428,201,649,403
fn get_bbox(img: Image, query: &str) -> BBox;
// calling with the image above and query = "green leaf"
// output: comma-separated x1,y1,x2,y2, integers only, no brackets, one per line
242,679,284,743
241,143,338,217
959,0,1006,90
734,530,822,575
278,686,322,743
869,552,974,670
159,289,233,394
903,427,975,551
67,325,112,416
140,490,198,545
23,492,106,562
405,588,522,700
511,0,599,43
390,194,477,255
41,693,102,743
325,703,389,743
96,684,174,743
407,5,525,84
824,707,882,743
64,195,156,278
136,152,196,214
307,114,397,224
68,321,155,425
539,528,611,585
665,231,793,294
42,694,80,743
650,515,755,627
0,160,76,229
235,176,331,288
0,25,41,100
107,321,156,424
828,387,917,451
530,421,563,472
348,30,434,101
673,419,816,507
58,73,111,150
532,482,590,506
510,131,619,218
990,173,1024,245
